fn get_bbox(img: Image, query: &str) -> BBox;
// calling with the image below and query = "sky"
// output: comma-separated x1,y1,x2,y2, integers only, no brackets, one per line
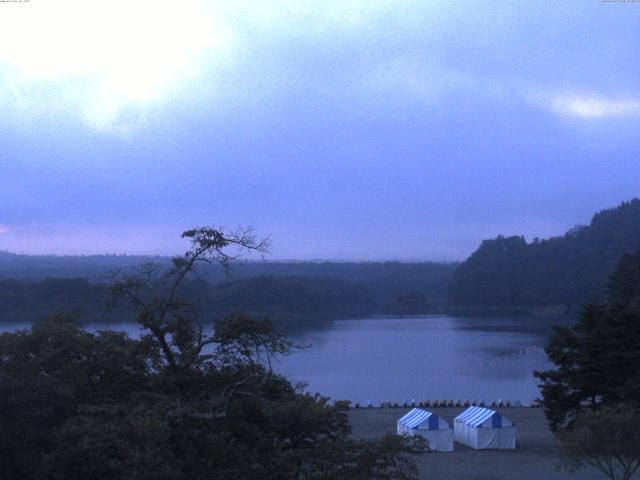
1,0,639,261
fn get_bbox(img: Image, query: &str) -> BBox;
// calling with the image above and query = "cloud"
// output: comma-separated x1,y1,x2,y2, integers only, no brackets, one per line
216,0,429,34
362,58,473,101
0,0,232,132
0,0,423,132
0,226,11,235
363,59,640,124
540,94,640,120
2,0,638,133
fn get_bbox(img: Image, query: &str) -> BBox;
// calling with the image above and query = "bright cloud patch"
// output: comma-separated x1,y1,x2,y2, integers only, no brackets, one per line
547,95,640,120
0,226,10,235
0,0,231,130
362,58,472,101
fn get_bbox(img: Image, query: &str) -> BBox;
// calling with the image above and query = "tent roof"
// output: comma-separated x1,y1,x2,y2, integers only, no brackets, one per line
397,408,435,429
455,406,505,428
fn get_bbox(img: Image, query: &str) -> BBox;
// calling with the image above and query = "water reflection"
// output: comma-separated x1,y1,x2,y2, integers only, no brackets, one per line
0,315,568,405
279,315,565,404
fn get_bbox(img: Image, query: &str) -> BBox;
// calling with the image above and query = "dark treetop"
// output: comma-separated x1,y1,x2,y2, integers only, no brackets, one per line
449,199,640,310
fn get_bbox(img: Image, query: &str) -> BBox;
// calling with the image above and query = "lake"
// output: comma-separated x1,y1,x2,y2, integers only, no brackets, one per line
0,315,565,405
277,315,560,405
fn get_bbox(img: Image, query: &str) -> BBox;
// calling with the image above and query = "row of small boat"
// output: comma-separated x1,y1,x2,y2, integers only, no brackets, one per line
352,399,543,408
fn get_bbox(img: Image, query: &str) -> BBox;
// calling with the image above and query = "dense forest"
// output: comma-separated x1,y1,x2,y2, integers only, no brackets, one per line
0,273,451,326
0,254,456,306
536,245,640,429
0,228,420,480
0,276,377,325
3,198,640,320
534,246,640,479
449,199,640,310
0,259,457,324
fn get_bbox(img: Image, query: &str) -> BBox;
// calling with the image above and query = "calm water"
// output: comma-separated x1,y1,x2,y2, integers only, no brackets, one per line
277,315,558,405
0,315,562,404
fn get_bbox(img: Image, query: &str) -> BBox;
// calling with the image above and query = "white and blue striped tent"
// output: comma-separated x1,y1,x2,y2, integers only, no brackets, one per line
397,408,454,451
454,406,517,449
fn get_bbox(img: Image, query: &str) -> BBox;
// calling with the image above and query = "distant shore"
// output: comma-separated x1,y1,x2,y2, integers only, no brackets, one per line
443,304,577,317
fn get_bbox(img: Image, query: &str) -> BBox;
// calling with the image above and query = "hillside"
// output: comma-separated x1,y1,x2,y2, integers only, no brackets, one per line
0,275,380,326
0,254,457,308
0,260,458,323
449,199,640,309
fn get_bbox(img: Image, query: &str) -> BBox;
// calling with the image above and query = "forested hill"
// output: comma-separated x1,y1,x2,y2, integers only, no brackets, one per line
0,257,458,322
0,254,456,301
0,251,146,280
449,199,640,309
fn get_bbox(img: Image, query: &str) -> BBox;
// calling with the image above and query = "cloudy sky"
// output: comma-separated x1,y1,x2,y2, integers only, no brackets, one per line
1,0,639,260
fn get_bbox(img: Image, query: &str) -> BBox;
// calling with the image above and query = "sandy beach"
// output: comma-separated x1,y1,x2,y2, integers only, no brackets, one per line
349,407,604,480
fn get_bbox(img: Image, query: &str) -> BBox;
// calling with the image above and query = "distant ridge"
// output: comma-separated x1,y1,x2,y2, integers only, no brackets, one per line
0,252,153,281
0,253,458,320
449,198,640,310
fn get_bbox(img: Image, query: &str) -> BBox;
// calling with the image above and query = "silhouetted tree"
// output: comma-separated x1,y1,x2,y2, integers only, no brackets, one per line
0,227,420,479
536,248,640,430
0,314,151,479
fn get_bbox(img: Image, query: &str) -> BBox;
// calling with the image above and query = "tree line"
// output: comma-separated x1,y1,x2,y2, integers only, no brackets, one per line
449,198,640,310
536,246,640,480
0,227,421,480
0,252,456,309
0,270,454,325
0,275,376,325
6,199,640,317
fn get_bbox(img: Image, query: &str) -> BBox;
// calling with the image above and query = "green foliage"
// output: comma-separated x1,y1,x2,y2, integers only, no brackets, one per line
212,313,297,370
0,277,103,320
608,249,640,310
0,314,151,479
450,198,640,308
298,434,421,480
535,247,640,430
0,256,457,323
559,406,640,480
0,227,420,480
0,270,452,325
208,275,376,319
